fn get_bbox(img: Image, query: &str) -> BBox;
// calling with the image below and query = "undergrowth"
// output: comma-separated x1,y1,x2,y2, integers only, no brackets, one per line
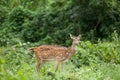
0,34,120,80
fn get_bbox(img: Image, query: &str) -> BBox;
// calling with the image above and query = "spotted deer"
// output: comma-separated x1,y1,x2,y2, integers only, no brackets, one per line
29,34,80,77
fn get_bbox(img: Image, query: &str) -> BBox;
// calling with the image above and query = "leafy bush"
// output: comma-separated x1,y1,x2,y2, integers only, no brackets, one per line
0,6,8,26
72,32,120,67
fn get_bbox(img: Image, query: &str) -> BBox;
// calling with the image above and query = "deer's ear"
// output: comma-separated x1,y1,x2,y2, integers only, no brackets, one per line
77,34,81,39
70,34,74,39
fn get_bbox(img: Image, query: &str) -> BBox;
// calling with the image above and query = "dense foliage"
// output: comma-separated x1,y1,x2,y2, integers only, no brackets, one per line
0,0,120,80
0,0,120,46
72,32,120,67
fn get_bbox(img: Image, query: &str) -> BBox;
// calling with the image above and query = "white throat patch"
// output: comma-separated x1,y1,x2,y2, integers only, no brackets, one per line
74,46,78,51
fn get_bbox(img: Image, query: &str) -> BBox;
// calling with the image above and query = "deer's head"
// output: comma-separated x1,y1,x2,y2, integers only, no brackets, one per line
70,34,81,46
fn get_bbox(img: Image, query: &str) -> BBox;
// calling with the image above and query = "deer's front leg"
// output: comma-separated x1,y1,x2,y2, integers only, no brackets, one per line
55,61,60,72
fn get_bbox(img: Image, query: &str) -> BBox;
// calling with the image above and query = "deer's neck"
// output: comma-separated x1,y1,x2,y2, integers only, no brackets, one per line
71,42,78,51
68,42,78,57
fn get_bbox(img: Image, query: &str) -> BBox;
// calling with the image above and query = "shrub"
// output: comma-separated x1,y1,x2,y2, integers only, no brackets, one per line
72,32,120,67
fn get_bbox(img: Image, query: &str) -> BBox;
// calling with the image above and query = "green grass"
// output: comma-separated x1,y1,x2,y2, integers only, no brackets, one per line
0,37,120,80
0,60,120,80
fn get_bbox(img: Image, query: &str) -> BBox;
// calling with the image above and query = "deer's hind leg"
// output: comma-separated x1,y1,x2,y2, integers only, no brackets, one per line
61,62,65,72
36,57,43,78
